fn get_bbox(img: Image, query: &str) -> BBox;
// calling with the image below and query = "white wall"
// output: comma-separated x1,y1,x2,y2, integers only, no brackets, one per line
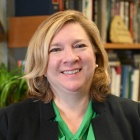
0,0,7,66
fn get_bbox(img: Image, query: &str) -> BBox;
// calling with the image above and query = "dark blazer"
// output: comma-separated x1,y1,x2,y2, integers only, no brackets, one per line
0,94,140,140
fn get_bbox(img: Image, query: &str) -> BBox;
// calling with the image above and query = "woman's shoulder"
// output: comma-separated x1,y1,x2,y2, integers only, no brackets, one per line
93,94,140,115
106,94,140,115
0,98,41,117
106,94,140,105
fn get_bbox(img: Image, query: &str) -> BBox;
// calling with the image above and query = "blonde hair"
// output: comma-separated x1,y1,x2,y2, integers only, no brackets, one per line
24,10,111,102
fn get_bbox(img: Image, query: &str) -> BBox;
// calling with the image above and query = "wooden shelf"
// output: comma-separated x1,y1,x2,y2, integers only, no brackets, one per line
104,43,140,49
7,16,140,49
8,16,49,48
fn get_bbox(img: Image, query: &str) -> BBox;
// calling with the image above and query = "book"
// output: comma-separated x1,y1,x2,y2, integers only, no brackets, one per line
63,0,70,10
120,1,125,22
131,68,140,101
133,0,139,43
114,65,122,97
124,1,129,29
106,0,112,42
15,0,59,16
58,0,64,11
129,1,134,41
110,67,116,96
138,63,140,101
69,0,75,9
121,65,132,99
82,0,93,20
137,1,140,43
93,0,98,25
108,50,121,97
96,0,108,42
133,54,140,101
75,0,83,12
110,65,121,97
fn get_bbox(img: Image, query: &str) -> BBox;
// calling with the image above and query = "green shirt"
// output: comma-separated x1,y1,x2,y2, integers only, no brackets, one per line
52,100,96,140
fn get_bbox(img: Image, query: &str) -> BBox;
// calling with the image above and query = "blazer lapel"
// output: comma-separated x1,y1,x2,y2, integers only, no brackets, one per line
39,101,58,140
92,101,119,140
38,97,121,140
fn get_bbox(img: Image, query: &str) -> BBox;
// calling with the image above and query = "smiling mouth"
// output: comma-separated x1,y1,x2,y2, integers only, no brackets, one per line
62,69,81,75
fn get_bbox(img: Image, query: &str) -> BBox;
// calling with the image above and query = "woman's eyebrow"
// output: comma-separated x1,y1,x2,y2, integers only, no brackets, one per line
50,43,62,47
73,39,87,43
50,39,87,48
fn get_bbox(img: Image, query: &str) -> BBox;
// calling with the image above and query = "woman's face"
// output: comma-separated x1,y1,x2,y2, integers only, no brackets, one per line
45,22,96,95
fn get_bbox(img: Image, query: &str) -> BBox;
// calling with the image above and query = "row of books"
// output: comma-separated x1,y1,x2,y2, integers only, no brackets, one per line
60,0,140,43
14,0,140,43
86,0,140,43
74,0,139,43
110,64,140,102
108,50,140,102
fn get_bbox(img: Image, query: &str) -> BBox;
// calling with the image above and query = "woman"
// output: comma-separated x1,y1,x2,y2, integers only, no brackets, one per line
0,10,140,140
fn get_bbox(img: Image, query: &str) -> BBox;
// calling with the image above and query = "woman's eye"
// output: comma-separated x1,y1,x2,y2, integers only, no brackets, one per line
75,44,86,48
49,48,61,53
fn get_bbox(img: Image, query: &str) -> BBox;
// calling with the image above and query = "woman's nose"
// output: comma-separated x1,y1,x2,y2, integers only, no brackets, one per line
62,48,79,64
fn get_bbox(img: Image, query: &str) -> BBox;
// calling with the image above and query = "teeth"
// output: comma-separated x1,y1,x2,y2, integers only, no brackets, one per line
63,69,80,75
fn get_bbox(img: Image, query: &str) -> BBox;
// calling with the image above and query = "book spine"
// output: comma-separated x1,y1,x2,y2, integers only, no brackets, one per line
133,0,139,43
129,1,134,41
120,1,125,21
63,0,70,10
131,69,140,101
58,0,64,11
93,0,98,25
115,66,122,97
124,1,129,29
97,0,108,42
82,0,93,20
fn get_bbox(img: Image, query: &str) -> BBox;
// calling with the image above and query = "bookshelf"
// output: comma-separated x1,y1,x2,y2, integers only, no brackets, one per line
8,16,140,49
8,16,49,48
105,43,140,50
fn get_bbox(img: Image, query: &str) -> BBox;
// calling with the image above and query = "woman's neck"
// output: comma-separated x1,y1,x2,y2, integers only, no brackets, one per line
53,95,90,134
53,91,89,113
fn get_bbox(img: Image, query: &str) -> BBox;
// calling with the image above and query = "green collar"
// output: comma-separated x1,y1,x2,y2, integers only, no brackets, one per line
52,100,96,140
